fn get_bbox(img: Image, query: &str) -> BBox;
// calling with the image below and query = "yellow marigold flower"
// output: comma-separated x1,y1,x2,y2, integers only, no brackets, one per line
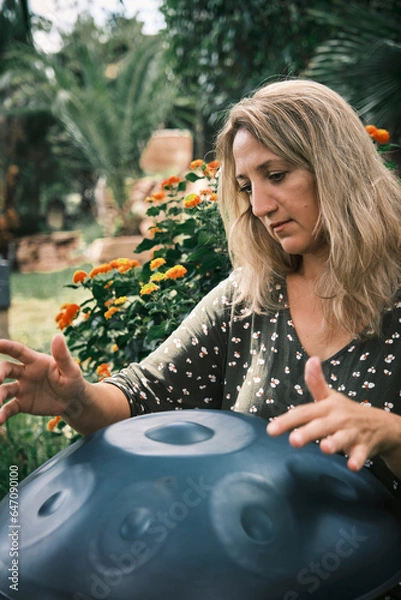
150,272,166,282
96,363,112,379
118,260,140,273
140,282,159,296
184,193,202,208
111,343,119,352
104,306,120,319
150,257,166,270
72,270,87,284
114,296,127,305
47,416,62,431
189,159,205,170
164,265,187,280
89,263,113,278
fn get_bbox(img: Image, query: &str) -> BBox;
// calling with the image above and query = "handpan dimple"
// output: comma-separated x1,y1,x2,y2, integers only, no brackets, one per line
145,421,215,445
0,409,400,600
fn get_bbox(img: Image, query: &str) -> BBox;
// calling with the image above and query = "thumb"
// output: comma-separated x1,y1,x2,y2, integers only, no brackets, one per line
304,356,331,402
51,334,79,377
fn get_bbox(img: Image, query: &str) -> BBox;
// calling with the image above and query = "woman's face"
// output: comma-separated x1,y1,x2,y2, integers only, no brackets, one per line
233,128,326,258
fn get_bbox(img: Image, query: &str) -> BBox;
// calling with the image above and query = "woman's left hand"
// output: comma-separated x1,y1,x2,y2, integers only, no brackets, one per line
267,356,401,476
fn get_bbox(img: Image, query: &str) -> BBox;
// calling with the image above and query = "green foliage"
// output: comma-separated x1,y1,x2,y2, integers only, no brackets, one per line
56,161,230,386
305,1,401,139
0,414,70,500
159,0,341,152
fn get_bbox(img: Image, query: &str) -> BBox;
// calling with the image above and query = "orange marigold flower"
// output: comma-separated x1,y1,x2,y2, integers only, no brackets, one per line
161,175,181,189
55,303,80,330
365,125,377,136
150,272,166,282
373,128,390,145
109,258,140,273
164,265,187,280
150,190,166,202
184,193,202,208
149,225,162,238
104,306,120,319
150,257,166,270
47,415,62,431
199,189,218,202
96,363,112,379
140,282,159,296
207,160,221,169
109,258,128,269
189,159,205,170
104,281,113,289
72,270,87,284
89,263,113,278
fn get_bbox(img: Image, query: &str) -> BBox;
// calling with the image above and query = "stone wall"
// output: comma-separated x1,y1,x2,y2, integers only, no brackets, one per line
15,231,83,273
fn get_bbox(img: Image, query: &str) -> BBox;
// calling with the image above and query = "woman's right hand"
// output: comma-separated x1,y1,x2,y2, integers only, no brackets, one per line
0,333,87,426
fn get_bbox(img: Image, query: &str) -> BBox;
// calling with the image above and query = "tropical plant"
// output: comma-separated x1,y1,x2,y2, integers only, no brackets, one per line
305,1,401,139
2,15,176,233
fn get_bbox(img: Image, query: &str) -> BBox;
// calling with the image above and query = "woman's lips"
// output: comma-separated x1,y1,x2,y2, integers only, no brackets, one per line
271,219,292,233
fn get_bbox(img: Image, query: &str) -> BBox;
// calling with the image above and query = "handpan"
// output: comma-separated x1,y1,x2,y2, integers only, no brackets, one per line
0,409,401,600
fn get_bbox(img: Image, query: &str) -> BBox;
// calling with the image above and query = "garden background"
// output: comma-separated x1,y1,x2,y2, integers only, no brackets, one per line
0,0,400,498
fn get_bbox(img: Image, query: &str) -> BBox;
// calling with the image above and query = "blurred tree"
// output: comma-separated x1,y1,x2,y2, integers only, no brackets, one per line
160,0,338,155
1,12,176,235
160,0,395,155
305,0,401,139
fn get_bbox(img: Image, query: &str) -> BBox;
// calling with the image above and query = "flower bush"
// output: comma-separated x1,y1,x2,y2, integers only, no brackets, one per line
54,159,230,390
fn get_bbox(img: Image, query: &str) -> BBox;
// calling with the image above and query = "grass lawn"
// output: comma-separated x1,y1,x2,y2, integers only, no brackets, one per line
0,265,92,499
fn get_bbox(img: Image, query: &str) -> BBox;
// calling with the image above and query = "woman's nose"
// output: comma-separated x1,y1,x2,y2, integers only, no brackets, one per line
251,184,278,218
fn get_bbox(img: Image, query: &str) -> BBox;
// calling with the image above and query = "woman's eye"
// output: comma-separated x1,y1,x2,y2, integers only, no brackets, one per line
269,171,287,183
239,184,252,196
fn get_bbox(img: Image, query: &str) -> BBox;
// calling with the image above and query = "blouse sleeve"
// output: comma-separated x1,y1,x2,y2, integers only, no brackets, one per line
103,276,235,416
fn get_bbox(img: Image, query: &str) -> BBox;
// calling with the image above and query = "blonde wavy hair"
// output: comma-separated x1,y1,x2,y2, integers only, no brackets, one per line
216,79,401,338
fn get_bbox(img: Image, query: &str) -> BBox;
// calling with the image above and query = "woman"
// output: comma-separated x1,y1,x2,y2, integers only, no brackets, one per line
0,79,401,493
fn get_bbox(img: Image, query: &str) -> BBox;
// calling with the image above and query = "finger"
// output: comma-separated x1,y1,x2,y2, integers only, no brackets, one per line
51,334,79,378
0,360,25,383
0,398,21,425
304,356,331,402
347,445,369,472
267,401,329,436
0,381,20,404
319,432,369,472
0,339,36,365
289,417,335,448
